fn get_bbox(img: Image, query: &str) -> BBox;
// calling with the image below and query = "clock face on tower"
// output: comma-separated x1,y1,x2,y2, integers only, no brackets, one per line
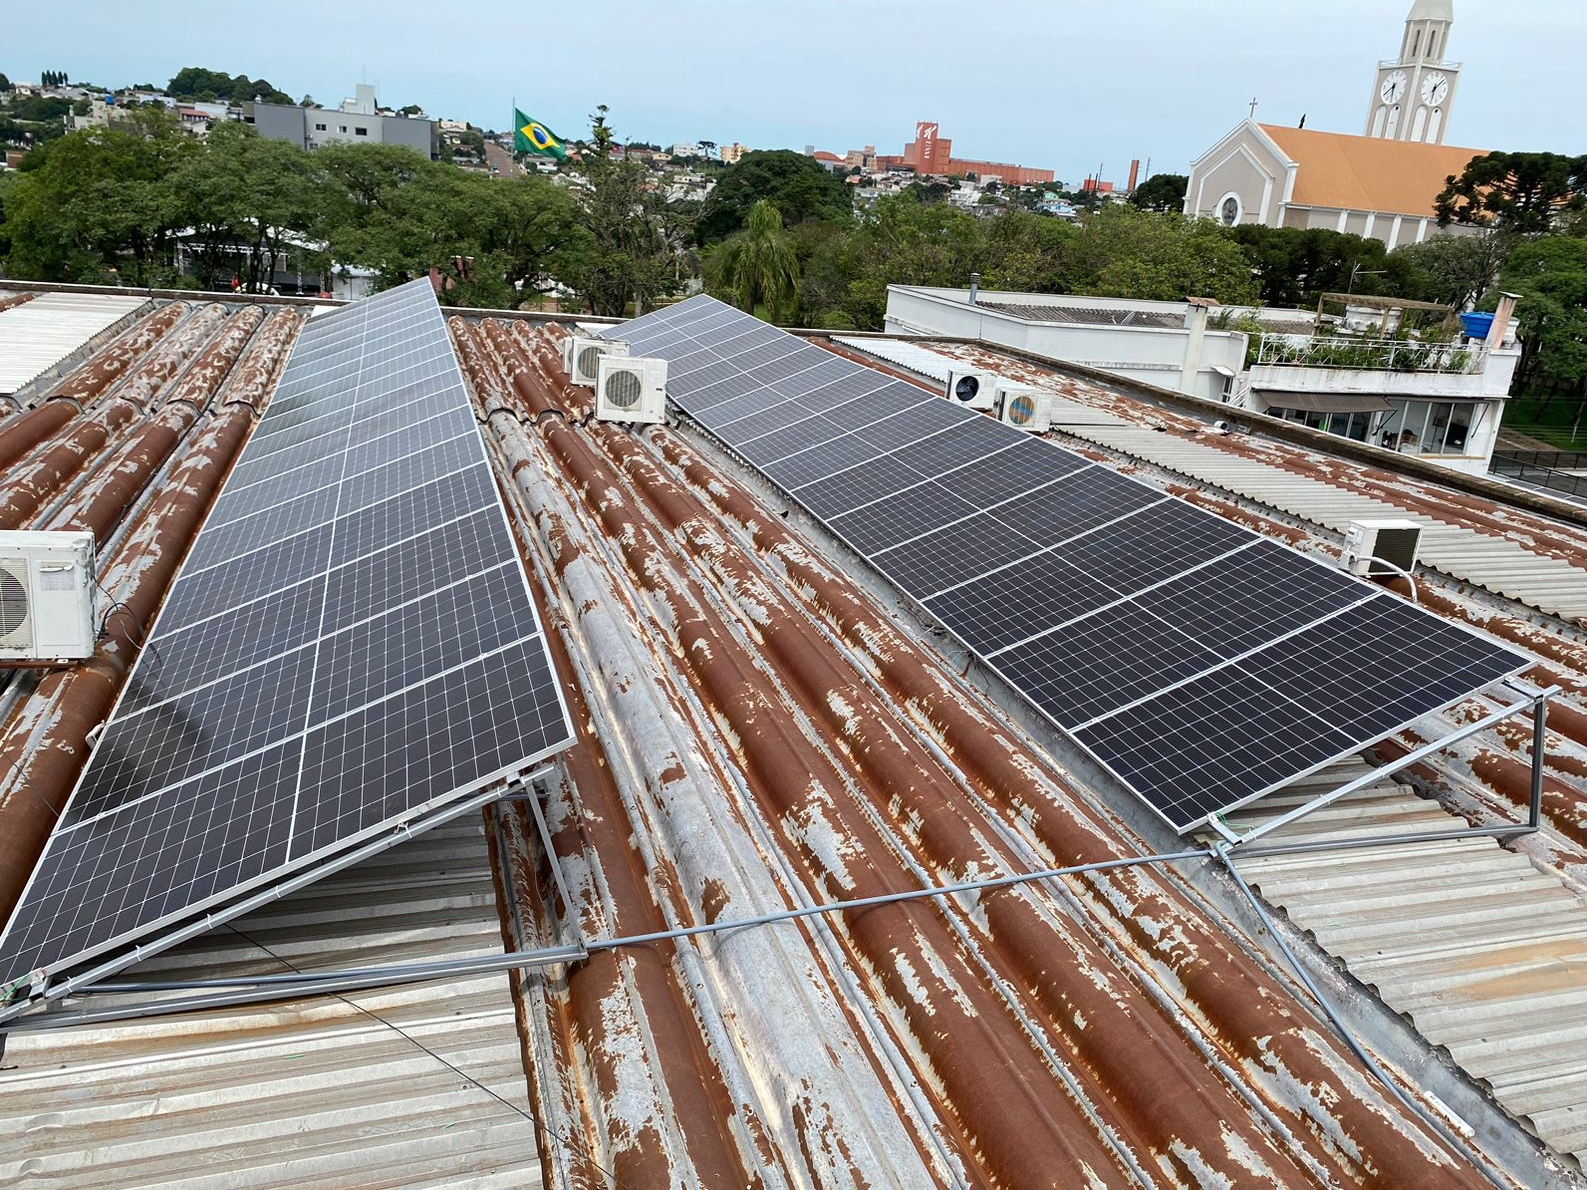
1380,70,1409,103
1421,72,1450,105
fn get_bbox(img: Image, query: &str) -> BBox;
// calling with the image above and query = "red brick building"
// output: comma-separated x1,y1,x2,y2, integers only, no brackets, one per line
874,121,1054,185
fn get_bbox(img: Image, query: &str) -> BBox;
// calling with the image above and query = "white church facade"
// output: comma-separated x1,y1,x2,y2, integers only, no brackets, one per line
1184,0,1487,249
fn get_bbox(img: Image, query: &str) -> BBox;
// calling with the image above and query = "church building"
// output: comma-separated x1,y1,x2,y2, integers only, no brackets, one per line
1183,0,1486,249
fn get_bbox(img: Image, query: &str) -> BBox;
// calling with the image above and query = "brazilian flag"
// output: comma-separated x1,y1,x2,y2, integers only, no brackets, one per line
514,110,567,160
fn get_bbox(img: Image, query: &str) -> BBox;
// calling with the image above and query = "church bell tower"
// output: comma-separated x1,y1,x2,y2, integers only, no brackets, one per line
1365,0,1460,145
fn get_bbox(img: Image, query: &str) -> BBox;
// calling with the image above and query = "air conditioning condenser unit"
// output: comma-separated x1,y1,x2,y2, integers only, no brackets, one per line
1343,518,1422,578
595,356,667,424
568,337,629,386
945,370,996,411
0,530,97,663
996,384,1052,432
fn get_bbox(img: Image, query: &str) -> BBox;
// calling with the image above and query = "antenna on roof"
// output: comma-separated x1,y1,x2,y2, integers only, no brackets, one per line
1299,113,1307,129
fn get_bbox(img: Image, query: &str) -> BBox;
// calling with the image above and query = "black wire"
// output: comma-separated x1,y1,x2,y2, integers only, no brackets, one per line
222,923,633,1189
91,577,159,669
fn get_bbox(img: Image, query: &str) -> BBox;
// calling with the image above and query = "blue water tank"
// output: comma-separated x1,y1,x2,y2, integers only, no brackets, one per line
1460,311,1494,340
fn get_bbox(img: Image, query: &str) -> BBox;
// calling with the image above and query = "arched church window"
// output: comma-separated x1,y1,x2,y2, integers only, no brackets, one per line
1411,29,1422,57
1219,194,1242,226
1428,30,1439,58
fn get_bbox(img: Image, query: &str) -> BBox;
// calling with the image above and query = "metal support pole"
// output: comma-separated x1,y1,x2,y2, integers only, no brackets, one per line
1531,697,1548,831
1232,687,1559,850
521,775,582,946
1238,824,1533,861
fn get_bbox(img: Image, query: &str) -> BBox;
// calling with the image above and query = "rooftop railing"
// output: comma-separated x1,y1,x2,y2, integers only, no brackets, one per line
1256,334,1482,375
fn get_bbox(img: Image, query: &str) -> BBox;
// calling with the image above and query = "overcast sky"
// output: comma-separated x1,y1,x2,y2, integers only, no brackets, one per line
8,1,1579,185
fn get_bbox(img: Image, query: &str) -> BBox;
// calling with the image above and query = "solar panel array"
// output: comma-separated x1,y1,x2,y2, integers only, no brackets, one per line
612,295,1528,834
0,280,574,1001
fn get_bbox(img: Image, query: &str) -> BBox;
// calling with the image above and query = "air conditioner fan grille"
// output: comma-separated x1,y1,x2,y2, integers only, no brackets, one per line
577,345,606,377
605,369,644,409
0,563,30,638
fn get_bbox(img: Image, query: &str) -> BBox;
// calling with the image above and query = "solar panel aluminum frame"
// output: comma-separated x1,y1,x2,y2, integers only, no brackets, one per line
0,281,576,1019
975,594,1529,836
0,765,555,1022
614,295,1533,837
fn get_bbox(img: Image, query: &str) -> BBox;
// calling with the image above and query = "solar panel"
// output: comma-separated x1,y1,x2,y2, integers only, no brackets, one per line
0,280,574,1008
607,295,1529,833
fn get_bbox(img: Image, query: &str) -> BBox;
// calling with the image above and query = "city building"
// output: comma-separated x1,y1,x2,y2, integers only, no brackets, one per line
873,121,1054,184
844,144,877,171
883,282,1521,475
1242,292,1520,476
243,83,437,158
1184,0,1484,247
719,141,750,164
884,284,1254,402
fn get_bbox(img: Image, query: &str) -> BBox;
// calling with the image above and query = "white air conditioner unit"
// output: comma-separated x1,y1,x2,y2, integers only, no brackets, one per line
568,337,629,386
1343,518,1423,578
595,356,667,424
945,370,996,411
995,384,1052,432
0,530,97,663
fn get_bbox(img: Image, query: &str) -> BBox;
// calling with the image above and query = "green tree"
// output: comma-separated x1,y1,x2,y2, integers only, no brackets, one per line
707,199,800,320
1493,236,1587,413
1067,206,1259,305
696,148,852,244
171,121,321,292
559,106,687,316
1129,173,1188,213
166,67,292,106
1435,151,1587,237
314,142,585,307
0,74,12,92
798,193,987,329
8,97,71,123
1389,232,1510,309
1230,225,1395,307
978,207,1075,292
3,115,192,284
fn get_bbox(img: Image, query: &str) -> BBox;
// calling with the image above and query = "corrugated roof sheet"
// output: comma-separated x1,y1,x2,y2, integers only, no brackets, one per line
0,293,150,395
1068,422,1587,622
7,287,1587,1189
0,819,543,1190
1226,762,1587,1166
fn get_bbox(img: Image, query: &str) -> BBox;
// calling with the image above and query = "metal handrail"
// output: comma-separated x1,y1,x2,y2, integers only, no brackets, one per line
1490,456,1587,499
1491,448,1587,472
1256,334,1482,375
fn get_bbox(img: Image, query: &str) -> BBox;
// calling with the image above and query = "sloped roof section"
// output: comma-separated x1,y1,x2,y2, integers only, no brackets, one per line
1259,124,1486,218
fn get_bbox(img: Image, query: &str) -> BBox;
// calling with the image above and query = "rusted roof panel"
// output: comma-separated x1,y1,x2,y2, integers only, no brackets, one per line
6,289,1587,1190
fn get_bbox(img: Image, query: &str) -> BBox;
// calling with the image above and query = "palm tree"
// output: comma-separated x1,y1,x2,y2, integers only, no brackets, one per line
712,199,800,321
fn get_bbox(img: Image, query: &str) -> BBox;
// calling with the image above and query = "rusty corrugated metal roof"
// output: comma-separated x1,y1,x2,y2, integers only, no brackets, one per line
2,285,1587,1189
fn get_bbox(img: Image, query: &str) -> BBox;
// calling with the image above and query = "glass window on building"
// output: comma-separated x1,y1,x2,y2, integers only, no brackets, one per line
1273,408,1375,442
1379,400,1483,455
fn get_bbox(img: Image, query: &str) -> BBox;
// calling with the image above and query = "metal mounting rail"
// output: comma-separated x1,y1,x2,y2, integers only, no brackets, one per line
1219,682,1557,852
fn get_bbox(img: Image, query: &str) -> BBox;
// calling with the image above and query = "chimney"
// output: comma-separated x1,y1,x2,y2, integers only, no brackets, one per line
1127,158,1141,192
968,272,981,306
1181,297,1219,394
1486,292,1520,351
